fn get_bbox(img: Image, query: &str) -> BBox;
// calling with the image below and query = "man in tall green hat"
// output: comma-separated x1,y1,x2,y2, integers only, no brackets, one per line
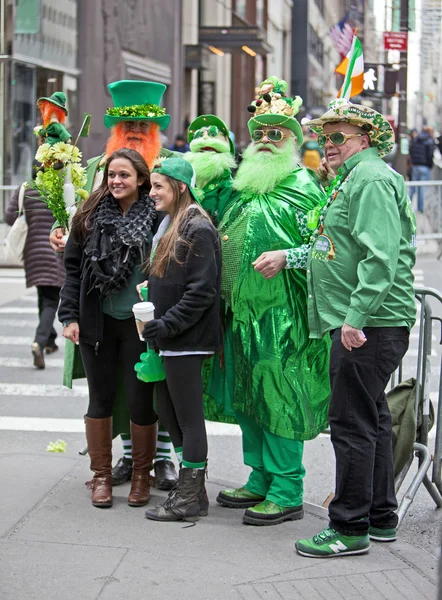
185,114,236,224
213,77,331,525
50,80,179,490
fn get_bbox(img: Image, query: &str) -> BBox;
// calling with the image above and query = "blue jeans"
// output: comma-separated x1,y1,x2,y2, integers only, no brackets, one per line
328,327,409,536
409,165,431,212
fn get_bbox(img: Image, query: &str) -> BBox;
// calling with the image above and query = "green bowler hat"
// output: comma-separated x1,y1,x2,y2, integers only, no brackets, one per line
37,91,68,115
187,114,235,155
153,157,200,205
104,80,170,130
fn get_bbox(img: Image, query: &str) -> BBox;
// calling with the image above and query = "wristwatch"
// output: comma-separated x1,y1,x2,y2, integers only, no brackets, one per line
62,320,76,327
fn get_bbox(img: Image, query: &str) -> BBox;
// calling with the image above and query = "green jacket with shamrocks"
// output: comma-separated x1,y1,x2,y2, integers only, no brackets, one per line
308,147,417,338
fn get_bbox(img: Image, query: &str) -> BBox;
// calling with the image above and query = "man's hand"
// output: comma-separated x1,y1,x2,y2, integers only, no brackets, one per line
341,323,366,351
317,158,335,184
50,227,66,252
63,322,80,345
252,250,287,279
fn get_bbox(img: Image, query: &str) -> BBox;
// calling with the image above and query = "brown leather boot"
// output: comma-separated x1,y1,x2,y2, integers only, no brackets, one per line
128,421,158,507
85,416,113,508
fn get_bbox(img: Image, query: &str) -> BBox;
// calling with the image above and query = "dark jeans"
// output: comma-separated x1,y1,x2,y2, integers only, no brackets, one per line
35,286,61,349
155,355,207,464
80,314,156,426
328,327,409,536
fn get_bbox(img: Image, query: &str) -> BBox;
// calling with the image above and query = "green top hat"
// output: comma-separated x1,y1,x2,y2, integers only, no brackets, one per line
37,91,68,115
247,77,303,146
153,157,200,204
104,80,170,130
187,114,235,155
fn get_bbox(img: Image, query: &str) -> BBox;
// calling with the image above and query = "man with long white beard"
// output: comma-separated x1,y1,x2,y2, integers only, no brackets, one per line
184,114,236,224
215,78,330,526
49,80,178,492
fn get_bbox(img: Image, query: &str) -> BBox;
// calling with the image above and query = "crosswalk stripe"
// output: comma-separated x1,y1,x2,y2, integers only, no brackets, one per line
0,357,64,368
0,319,38,327
0,336,65,345
0,415,242,435
0,307,38,314
0,383,87,397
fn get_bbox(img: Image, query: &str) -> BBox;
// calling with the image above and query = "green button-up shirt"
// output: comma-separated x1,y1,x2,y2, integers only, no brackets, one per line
308,147,417,338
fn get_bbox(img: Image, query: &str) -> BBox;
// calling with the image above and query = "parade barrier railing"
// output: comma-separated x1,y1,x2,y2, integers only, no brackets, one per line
405,181,442,257
394,286,442,526
0,185,17,222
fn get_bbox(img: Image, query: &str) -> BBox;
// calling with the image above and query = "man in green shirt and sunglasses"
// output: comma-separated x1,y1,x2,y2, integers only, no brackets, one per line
295,98,417,558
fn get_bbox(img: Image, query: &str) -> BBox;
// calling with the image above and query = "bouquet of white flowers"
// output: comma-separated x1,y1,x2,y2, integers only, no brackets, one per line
31,141,89,231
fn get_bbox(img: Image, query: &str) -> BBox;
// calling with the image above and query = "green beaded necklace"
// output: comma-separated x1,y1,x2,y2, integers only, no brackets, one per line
306,168,349,244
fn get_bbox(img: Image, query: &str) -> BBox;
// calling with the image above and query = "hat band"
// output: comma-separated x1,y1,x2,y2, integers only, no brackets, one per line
106,102,166,119
249,115,293,128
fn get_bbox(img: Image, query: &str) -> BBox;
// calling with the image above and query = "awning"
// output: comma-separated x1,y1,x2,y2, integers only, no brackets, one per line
199,26,272,55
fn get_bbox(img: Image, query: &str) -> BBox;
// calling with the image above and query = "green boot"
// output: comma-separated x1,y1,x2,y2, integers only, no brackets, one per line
243,499,303,525
216,486,265,508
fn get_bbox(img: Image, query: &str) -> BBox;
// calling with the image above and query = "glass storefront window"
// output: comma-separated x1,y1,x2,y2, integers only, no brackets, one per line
11,63,36,185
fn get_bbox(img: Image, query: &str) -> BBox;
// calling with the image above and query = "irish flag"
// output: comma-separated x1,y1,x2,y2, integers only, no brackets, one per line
336,35,364,99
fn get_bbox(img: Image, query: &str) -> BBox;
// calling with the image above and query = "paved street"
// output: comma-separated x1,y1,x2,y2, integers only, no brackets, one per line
0,258,441,599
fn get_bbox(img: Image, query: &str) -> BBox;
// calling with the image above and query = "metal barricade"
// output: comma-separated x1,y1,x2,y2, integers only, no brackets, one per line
395,286,442,526
406,181,442,258
0,185,17,222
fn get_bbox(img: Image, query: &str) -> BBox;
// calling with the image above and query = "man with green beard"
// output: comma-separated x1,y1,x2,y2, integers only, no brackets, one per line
215,78,331,526
185,114,236,224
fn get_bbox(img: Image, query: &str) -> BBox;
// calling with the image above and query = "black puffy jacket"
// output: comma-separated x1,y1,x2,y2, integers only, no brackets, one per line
409,131,435,168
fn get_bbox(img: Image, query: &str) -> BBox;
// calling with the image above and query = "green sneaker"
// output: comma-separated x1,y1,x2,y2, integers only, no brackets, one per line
369,526,397,542
216,486,265,508
296,527,370,558
243,500,304,526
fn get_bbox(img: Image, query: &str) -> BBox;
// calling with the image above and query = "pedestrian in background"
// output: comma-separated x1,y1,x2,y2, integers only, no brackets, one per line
409,126,435,213
168,133,189,153
5,161,65,370
58,148,158,510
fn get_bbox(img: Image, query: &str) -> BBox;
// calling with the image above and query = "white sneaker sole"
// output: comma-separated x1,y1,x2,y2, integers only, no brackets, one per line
296,545,371,558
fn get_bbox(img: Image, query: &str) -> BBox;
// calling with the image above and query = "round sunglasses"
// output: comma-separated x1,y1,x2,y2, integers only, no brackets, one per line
317,132,364,148
251,128,288,143
193,125,221,139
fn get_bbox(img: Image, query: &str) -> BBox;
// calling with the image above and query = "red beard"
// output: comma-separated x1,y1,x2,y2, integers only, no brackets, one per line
105,123,161,170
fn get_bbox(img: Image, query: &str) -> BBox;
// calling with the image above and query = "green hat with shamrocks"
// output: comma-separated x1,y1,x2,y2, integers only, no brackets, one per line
247,76,304,146
305,98,395,158
104,80,170,130
187,114,235,155
37,91,68,115
153,157,201,204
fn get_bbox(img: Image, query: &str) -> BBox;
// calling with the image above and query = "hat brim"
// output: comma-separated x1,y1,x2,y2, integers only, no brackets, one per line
306,105,394,158
188,115,235,155
248,115,303,146
103,114,170,131
38,97,68,115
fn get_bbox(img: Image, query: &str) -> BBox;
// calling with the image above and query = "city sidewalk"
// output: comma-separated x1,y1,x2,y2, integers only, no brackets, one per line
0,437,439,600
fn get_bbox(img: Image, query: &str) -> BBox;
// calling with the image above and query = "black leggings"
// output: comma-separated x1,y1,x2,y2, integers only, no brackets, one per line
80,314,156,426
155,355,207,464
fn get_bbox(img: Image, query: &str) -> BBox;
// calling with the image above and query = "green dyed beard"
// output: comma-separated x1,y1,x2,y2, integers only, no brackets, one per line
185,142,236,189
233,141,300,195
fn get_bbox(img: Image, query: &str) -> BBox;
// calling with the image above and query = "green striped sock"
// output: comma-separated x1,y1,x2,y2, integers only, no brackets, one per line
175,446,183,465
154,423,174,463
182,459,206,470
120,433,132,461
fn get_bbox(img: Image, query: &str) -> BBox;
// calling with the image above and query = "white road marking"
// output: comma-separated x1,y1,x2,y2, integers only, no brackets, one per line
0,307,38,314
0,319,38,328
0,357,64,368
0,383,87,397
0,336,65,345
0,416,242,435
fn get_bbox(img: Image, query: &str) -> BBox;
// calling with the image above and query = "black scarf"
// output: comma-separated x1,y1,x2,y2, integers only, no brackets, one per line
83,191,156,298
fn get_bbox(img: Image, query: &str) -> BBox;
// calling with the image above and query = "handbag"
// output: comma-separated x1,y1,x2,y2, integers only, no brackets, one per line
4,184,28,265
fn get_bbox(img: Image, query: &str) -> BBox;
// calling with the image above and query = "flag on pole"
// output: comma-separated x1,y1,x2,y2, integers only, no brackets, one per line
73,113,91,147
336,35,364,100
329,14,354,58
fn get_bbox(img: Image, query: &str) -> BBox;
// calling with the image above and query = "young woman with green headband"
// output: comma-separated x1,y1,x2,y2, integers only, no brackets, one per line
141,156,222,523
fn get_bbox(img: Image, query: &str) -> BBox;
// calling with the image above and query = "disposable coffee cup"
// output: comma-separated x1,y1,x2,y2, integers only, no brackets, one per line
132,301,155,341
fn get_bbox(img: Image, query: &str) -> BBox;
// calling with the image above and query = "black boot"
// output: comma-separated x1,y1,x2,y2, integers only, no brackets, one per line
145,468,205,522
112,456,133,486
154,459,178,490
